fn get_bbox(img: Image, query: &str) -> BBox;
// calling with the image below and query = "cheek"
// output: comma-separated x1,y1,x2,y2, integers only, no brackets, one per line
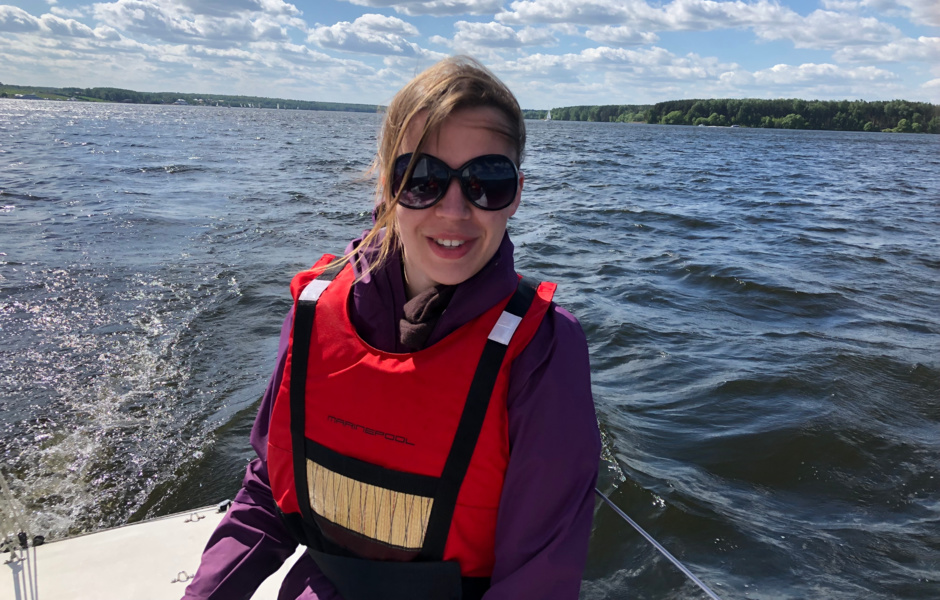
483,213,511,239
395,207,420,245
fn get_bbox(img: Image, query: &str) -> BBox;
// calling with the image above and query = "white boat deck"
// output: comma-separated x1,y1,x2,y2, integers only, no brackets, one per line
2,505,304,600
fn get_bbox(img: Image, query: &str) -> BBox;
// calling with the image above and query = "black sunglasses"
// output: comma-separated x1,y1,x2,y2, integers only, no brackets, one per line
392,153,519,211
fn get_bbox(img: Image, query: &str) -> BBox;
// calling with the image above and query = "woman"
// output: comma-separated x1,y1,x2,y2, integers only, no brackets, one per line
183,56,600,600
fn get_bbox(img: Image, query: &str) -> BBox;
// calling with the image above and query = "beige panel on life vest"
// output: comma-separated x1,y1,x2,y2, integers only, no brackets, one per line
306,460,434,550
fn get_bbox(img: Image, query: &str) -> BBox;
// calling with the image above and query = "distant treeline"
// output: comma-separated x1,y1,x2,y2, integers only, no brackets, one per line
550,99,940,133
3,82,548,120
522,109,549,119
549,105,652,123
5,82,937,133
0,83,380,113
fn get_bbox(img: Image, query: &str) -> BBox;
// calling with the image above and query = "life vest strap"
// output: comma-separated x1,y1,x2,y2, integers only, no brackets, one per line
305,436,438,497
290,260,341,528
487,311,522,345
418,277,539,561
306,546,490,600
299,278,332,302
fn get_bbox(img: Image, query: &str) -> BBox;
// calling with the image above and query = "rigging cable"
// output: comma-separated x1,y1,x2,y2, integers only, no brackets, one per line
1,471,38,600
595,488,722,600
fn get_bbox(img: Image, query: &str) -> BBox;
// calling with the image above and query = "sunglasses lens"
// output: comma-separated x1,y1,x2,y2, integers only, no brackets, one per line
392,153,517,210
393,154,443,208
462,156,517,210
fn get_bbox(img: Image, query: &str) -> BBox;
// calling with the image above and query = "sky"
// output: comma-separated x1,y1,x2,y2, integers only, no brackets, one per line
1,0,938,108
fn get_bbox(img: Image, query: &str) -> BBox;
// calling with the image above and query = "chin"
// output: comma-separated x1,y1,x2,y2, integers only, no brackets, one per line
430,264,479,287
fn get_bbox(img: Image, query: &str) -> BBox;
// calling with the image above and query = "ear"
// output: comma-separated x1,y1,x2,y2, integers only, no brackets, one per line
507,171,523,218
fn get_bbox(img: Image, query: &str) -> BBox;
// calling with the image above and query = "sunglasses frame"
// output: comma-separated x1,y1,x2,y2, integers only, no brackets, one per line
392,152,520,211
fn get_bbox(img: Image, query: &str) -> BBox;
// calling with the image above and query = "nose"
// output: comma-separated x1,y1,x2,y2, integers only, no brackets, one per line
434,175,472,219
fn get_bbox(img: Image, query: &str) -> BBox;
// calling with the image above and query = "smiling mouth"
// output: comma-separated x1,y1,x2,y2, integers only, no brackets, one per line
433,238,466,247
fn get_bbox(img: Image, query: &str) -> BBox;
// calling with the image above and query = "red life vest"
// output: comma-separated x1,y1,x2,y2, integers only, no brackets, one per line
267,255,554,599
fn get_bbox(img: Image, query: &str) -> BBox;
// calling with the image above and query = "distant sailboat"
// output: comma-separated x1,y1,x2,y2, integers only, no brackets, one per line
545,109,552,121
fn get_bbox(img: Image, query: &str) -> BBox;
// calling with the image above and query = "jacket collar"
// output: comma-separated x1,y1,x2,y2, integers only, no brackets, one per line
347,230,517,353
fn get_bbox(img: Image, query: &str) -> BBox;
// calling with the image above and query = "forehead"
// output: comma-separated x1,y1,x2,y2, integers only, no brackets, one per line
401,106,516,162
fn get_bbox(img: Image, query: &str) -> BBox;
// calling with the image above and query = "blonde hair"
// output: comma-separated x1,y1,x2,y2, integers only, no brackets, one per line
341,56,525,279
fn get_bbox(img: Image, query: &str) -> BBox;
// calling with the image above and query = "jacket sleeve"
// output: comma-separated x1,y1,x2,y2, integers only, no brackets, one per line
181,311,300,600
484,305,600,599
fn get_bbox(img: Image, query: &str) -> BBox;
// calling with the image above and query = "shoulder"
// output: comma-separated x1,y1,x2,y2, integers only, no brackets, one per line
542,301,586,345
506,294,600,458
508,290,593,409
522,285,589,367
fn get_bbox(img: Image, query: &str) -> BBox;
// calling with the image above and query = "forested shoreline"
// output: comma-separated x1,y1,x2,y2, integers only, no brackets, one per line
4,82,937,133
547,99,940,133
0,83,380,113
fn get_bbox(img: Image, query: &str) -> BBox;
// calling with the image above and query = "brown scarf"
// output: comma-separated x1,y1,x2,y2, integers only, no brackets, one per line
399,284,456,351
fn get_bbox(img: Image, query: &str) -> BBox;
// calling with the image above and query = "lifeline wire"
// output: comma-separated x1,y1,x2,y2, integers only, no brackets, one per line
595,488,722,600
0,471,38,600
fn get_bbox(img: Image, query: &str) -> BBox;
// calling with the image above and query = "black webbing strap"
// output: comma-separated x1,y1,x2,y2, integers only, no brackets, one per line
419,277,539,561
290,263,340,526
307,547,463,600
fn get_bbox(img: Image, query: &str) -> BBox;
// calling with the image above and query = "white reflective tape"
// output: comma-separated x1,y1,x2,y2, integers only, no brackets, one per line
299,278,331,302
487,311,522,345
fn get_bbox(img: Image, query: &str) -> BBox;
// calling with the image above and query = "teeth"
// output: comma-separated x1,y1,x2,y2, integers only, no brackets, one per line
434,238,465,247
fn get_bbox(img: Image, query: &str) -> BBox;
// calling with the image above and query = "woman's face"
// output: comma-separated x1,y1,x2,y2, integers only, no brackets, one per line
395,106,522,299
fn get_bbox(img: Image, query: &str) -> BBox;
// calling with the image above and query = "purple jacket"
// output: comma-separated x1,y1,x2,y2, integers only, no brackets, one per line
182,233,600,599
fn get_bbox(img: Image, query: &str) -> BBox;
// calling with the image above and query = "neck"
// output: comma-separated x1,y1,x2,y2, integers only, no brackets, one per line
401,253,435,300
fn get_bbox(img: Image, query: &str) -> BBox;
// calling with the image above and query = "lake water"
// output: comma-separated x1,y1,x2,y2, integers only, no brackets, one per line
2,99,938,599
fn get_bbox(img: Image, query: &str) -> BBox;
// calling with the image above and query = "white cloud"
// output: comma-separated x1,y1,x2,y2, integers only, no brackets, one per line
344,0,505,16
833,36,940,62
751,9,901,50
492,47,744,104
174,0,301,17
517,26,555,46
496,52,583,83
178,0,268,16
503,45,738,80
498,0,777,31
94,25,122,41
352,12,419,35
309,14,429,56
0,18,388,102
254,0,303,16
40,14,98,37
0,6,42,32
847,0,940,27
453,21,518,47
752,62,898,84
708,62,912,100
583,46,733,79
548,22,579,36
0,4,430,105
1,0,937,105
492,47,918,105
497,0,635,25
820,0,860,9
498,0,910,52
90,0,291,46
91,1,196,39
51,6,87,18
718,69,754,86
659,0,784,31
893,0,940,26
585,25,659,46
445,20,556,51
